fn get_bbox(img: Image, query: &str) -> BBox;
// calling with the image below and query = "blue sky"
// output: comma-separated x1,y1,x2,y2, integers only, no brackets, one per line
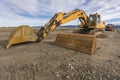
0,0,120,27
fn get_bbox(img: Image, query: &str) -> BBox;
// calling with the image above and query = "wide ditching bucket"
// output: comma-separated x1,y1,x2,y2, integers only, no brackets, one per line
6,25,37,49
55,33,96,54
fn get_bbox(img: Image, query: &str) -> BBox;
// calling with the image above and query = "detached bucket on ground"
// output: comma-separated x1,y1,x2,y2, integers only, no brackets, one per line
55,33,96,54
6,25,37,49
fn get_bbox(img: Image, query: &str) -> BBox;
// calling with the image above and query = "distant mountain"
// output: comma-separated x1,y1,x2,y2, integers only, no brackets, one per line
106,24,120,28
113,24,120,28
32,25,79,28
115,25,120,28
32,24,120,29
32,26,43,28
60,25,79,28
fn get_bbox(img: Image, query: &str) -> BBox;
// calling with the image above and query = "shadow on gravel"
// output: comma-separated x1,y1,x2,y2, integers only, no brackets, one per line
44,41,56,46
0,40,36,49
0,40,6,48
9,42,36,48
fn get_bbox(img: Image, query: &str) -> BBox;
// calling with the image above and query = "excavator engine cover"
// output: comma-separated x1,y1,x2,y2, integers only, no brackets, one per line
55,33,96,54
6,25,37,49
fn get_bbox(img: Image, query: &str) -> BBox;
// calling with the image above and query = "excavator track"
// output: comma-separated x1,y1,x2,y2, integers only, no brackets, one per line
89,29,104,35
73,28,104,36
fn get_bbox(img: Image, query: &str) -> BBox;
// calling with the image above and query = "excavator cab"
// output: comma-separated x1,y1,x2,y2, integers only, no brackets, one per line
89,13,105,29
89,14,100,26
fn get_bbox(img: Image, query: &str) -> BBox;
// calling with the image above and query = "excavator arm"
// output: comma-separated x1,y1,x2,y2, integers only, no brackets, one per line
36,9,89,42
36,12,63,42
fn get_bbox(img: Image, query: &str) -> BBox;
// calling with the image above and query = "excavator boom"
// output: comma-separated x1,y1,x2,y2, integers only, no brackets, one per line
36,9,89,42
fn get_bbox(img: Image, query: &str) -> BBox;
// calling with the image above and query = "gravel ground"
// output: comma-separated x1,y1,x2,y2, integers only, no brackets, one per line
0,28,119,80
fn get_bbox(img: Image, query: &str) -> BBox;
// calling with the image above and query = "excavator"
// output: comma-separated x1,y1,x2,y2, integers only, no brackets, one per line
105,24,114,31
6,9,105,54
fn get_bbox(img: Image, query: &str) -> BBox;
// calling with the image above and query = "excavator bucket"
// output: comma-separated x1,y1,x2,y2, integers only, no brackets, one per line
6,25,37,49
55,33,96,54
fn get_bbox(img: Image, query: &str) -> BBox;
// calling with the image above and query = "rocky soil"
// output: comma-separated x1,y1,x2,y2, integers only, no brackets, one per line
0,28,119,80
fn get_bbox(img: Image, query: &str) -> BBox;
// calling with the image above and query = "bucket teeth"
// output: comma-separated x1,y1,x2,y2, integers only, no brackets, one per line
5,25,37,49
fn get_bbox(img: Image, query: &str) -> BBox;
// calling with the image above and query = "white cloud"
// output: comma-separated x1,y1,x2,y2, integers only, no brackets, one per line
1,0,39,15
0,0,120,27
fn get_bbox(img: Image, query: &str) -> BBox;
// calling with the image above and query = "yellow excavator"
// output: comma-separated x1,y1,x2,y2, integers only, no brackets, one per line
6,9,105,54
